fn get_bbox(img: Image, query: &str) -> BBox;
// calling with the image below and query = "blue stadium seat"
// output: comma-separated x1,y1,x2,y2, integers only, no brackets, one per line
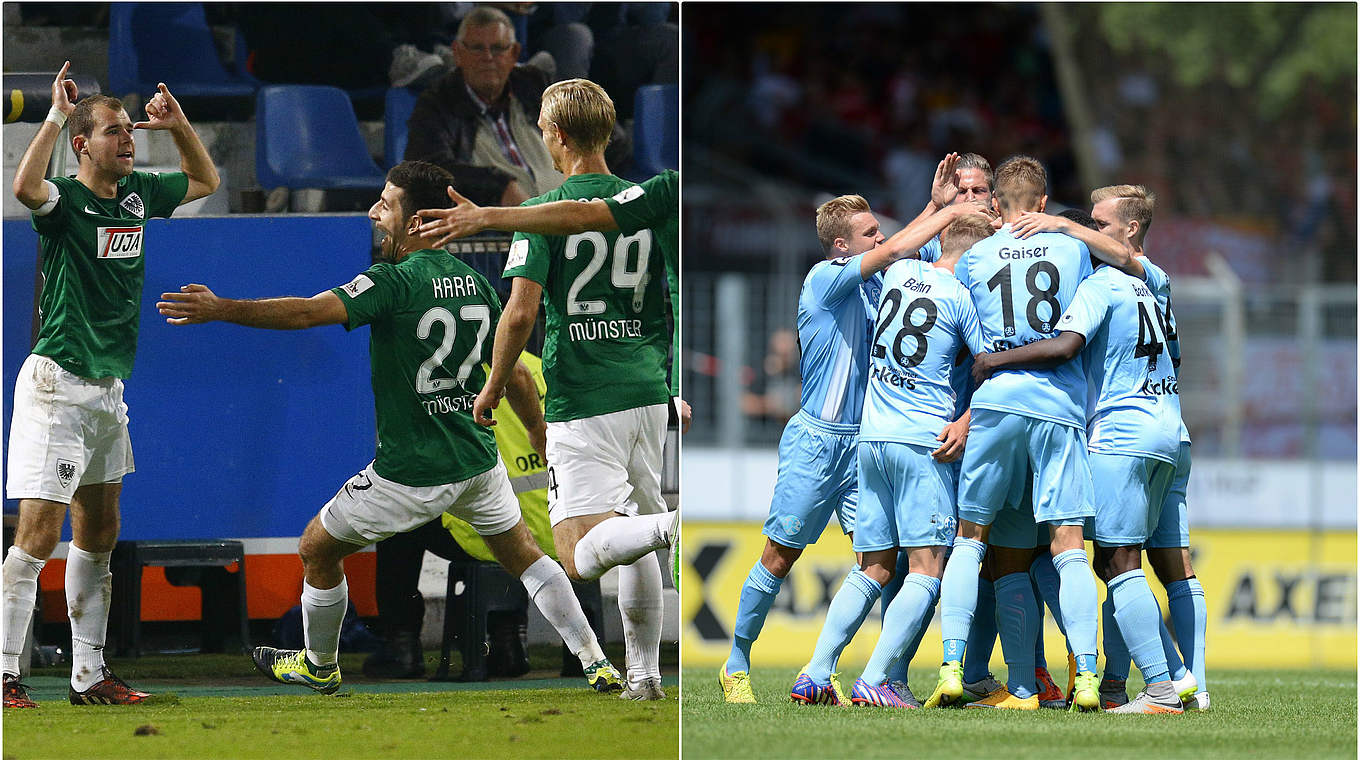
256,85,386,191
632,84,678,177
108,3,259,98
384,87,420,170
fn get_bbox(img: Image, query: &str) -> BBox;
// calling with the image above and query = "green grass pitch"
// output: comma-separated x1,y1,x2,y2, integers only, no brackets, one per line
4,652,678,759
682,666,1357,759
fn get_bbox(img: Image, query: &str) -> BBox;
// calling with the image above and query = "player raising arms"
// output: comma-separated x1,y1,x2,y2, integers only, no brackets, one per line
840,214,992,708
477,80,675,701
4,63,219,708
972,183,1191,713
924,156,1142,711
719,157,991,704
157,161,622,696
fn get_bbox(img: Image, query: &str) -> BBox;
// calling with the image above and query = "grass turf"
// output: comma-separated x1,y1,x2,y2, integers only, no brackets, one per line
684,666,1357,759
4,651,678,759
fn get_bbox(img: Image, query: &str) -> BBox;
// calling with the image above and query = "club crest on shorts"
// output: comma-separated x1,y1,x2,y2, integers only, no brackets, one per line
56,459,77,488
777,515,804,538
120,192,145,218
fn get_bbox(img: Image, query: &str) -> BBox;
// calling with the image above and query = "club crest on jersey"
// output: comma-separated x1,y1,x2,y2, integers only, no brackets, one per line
119,192,145,218
341,274,374,298
96,226,143,259
56,458,77,488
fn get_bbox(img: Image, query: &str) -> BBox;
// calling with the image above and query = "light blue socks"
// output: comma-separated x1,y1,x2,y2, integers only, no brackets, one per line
805,569,882,683
726,561,784,673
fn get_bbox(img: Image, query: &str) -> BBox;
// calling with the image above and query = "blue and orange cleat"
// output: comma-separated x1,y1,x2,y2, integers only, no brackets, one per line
850,678,915,708
790,668,843,706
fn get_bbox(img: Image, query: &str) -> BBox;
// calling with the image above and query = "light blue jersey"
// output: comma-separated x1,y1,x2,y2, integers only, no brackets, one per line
918,235,941,264
861,260,984,447
796,255,883,425
1143,255,1193,446
1059,260,1181,463
955,224,1093,428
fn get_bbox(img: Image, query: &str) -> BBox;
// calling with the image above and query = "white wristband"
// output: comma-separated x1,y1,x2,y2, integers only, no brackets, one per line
45,106,67,128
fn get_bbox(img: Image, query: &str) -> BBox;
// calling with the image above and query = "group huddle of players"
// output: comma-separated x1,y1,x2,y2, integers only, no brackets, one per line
719,152,1210,715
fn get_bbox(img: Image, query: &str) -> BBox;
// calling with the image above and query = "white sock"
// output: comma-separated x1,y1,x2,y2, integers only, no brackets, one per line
301,578,348,667
573,512,674,581
3,547,46,677
617,554,663,687
519,555,606,667
66,544,112,690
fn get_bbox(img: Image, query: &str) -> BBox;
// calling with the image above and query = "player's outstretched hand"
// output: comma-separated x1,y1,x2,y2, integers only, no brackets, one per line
416,186,486,248
952,199,995,221
1010,211,1071,239
52,61,78,116
929,152,961,208
932,417,968,463
472,384,502,428
157,283,221,324
133,83,186,131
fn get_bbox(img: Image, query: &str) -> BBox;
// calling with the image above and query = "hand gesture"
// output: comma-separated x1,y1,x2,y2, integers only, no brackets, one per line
932,417,969,463
1011,212,1069,240
971,351,997,386
416,186,485,248
472,384,504,428
157,283,222,324
52,61,78,116
134,83,186,131
929,152,961,208
953,199,995,221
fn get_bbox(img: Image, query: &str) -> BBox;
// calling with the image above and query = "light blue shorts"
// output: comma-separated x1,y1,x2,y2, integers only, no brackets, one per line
852,440,958,552
1146,442,1192,549
1089,452,1176,546
957,409,1094,528
762,410,858,549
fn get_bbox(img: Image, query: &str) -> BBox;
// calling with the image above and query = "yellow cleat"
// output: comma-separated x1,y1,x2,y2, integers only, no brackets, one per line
827,672,850,707
964,686,1039,710
1071,671,1101,712
719,666,756,704
922,661,964,708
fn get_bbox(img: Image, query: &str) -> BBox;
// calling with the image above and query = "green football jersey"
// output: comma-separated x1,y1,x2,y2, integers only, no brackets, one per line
31,171,189,379
331,249,503,487
604,169,679,396
504,173,671,422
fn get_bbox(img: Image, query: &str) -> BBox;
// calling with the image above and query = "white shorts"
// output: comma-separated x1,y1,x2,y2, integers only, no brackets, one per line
319,459,520,546
6,354,134,504
546,403,667,526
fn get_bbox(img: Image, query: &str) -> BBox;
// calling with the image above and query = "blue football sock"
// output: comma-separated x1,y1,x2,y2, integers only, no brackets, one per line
1052,548,1099,674
1100,593,1130,681
940,536,987,663
861,574,940,685
886,589,936,685
725,561,784,674
994,572,1040,698
1158,616,1188,681
1167,577,1207,693
1030,551,1066,639
1030,577,1048,671
878,549,910,619
805,569,882,683
962,578,996,682
1108,569,1170,685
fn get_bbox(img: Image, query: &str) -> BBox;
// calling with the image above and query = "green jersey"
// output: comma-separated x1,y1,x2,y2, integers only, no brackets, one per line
604,169,679,395
504,173,670,422
31,171,189,379
331,249,502,487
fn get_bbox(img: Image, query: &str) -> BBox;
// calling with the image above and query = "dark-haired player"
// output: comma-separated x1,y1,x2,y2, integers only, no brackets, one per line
157,161,621,695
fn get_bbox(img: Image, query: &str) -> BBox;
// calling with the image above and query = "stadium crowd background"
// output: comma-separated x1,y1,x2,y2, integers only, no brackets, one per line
680,3,1356,674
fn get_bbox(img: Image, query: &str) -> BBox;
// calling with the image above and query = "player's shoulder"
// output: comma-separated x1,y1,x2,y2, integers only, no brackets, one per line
536,172,634,205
